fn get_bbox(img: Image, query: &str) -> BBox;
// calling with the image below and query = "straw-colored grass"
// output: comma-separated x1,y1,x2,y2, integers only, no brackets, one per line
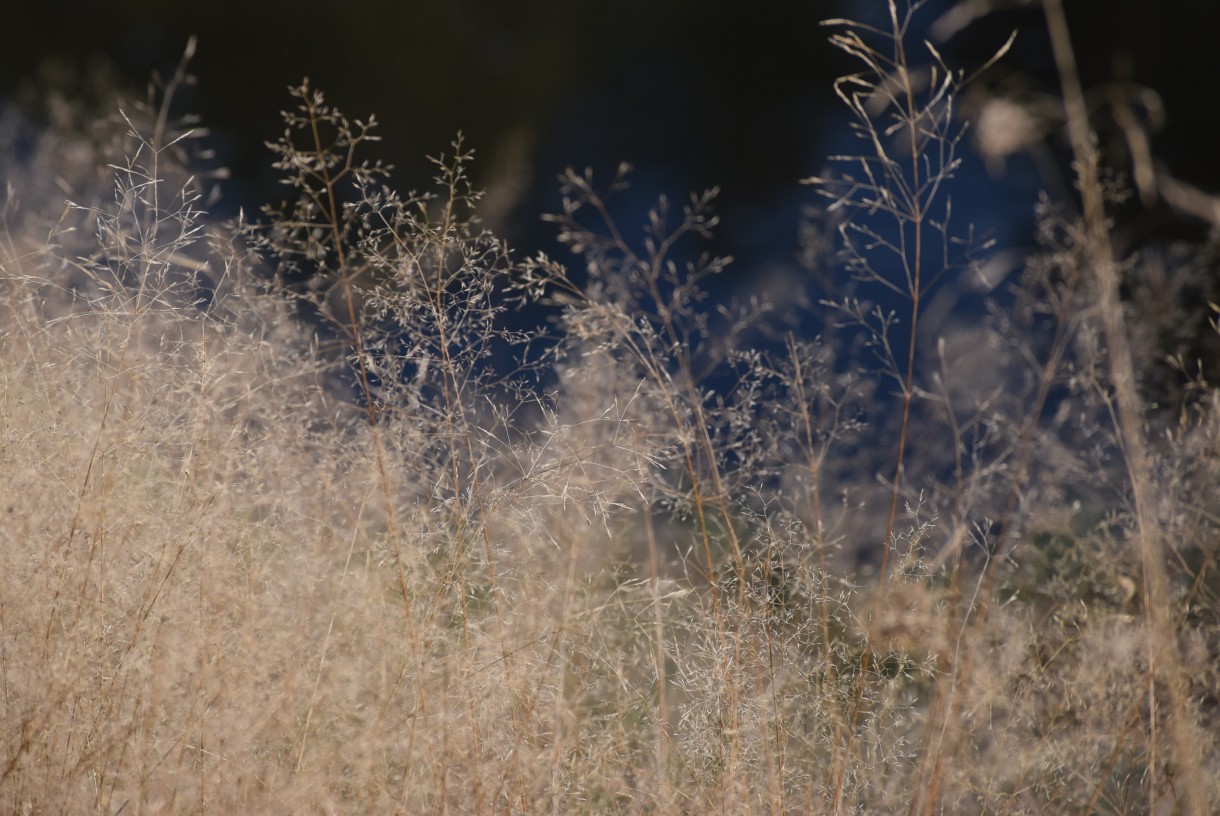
2,3,1217,813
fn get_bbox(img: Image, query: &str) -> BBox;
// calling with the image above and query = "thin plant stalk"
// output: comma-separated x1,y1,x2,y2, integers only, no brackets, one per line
1043,1,1204,812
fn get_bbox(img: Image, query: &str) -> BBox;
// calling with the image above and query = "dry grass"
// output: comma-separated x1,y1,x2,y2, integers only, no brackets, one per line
2,3,1218,813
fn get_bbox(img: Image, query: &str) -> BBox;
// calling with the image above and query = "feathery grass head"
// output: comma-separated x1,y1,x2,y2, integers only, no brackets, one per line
2,5,1217,813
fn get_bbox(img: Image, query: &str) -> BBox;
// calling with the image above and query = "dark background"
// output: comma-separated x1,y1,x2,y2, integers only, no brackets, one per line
5,0,1220,299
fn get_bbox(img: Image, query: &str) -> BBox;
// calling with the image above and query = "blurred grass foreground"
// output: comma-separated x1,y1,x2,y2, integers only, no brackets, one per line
2,4,1219,813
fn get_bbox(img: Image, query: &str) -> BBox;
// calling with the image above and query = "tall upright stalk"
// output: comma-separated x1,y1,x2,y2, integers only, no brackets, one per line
1043,1,1204,811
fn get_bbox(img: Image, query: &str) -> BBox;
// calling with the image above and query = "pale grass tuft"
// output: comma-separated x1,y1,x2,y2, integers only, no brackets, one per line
2,4,1218,814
